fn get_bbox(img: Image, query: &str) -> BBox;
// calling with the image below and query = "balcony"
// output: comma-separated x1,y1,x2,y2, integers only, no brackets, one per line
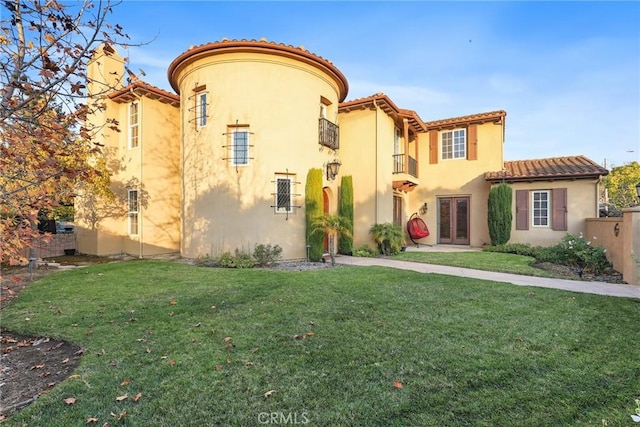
319,118,339,150
392,154,419,191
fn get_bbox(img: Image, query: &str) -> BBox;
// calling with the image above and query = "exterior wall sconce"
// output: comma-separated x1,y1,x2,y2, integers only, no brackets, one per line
419,202,428,215
326,159,342,181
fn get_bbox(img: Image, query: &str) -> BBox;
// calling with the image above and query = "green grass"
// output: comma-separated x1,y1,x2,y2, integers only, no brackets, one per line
2,260,639,426
392,251,561,278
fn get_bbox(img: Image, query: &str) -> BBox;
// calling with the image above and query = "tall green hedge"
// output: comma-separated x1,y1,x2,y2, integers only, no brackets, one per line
305,168,324,261
338,175,354,255
487,183,512,246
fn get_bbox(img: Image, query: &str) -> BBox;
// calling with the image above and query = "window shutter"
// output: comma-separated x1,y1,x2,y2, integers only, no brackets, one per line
552,188,568,231
429,131,438,164
515,189,529,230
467,124,477,160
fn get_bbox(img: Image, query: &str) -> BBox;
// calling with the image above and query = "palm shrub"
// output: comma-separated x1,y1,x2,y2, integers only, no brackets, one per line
311,214,352,266
338,175,354,255
305,168,324,261
369,222,405,256
487,183,512,245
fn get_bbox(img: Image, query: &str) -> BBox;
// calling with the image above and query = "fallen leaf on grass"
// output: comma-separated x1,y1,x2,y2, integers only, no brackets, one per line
170,299,177,306
192,322,202,327
215,364,223,371
226,357,232,364
30,364,45,370
169,360,176,367
263,390,276,398
121,379,130,386
86,417,99,423
62,357,69,364
394,381,403,389
223,336,232,342
133,392,143,402
115,394,128,402
64,397,76,405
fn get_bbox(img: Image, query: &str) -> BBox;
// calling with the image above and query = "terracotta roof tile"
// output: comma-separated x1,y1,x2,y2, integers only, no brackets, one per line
109,81,180,107
339,93,427,132
485,155,609,182
424,110,506,129
167,38,349,101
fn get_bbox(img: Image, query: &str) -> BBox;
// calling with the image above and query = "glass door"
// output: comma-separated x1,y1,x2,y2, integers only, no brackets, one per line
438,197,470,245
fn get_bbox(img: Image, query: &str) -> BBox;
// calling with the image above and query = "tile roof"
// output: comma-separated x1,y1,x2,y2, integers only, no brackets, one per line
167,38,349,101
485,155,609,182
109,80,180,107
339,93,427,132
424,110,506,130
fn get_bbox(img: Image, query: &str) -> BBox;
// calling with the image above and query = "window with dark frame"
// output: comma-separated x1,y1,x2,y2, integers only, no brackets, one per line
275,176,292,213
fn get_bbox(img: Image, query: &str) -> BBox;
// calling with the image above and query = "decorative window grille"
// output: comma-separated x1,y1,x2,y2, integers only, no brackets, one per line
270,171,301,220
223,125,254,166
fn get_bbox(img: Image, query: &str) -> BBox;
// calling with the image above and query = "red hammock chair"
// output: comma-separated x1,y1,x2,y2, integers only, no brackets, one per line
407,212,430,247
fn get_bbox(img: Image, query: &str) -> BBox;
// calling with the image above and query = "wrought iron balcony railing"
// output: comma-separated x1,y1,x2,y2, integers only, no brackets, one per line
319,118,339,150
393,154,417,177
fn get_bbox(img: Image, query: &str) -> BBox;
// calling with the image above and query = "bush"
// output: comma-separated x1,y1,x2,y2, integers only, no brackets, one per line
219,249,255,269
352,244,378,257
484,233,612,275
252,243,283,267
338,176,354,255
305,168,324,262
369,223,405,256
487,183,512,245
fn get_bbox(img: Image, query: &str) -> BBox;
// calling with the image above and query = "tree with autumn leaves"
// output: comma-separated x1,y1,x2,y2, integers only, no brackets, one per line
1,0,132,264
602,161,640,216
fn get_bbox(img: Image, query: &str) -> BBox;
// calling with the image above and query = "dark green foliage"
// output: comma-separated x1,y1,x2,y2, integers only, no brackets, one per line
252,243,283,267
305,168,324,261
352,244,378,257
338,175,354,255
219,249,255,268
369,222,405,256
487,183,512,245
484,233,612,275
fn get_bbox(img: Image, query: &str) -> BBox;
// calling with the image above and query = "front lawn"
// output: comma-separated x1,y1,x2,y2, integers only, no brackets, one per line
392,251,561,278
1,260,638,426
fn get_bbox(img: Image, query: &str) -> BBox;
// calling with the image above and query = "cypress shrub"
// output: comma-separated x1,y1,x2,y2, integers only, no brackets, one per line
487,183,513,245
338,175,354,255
305,168,324,261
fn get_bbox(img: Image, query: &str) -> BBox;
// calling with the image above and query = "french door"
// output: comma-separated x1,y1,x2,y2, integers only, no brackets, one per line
438,197,470,245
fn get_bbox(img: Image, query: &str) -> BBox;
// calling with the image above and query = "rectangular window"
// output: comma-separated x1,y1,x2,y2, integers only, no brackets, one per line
128,189,139,235
129,102,139,149
441,128,466,159
532,190,550,227
197,92,207,127
231,127,250,166
275,176,293,213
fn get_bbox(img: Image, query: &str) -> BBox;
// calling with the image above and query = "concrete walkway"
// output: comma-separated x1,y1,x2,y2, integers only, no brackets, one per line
336,256,640,299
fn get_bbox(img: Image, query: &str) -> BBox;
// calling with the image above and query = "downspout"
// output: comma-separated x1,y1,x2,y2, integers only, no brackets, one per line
373,99,379,223
130,87,143,259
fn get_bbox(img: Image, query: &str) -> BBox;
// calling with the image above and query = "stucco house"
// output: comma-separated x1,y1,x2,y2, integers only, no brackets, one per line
76,39,608,259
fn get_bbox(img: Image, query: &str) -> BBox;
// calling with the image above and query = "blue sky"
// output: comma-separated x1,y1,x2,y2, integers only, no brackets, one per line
110,1,640,168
